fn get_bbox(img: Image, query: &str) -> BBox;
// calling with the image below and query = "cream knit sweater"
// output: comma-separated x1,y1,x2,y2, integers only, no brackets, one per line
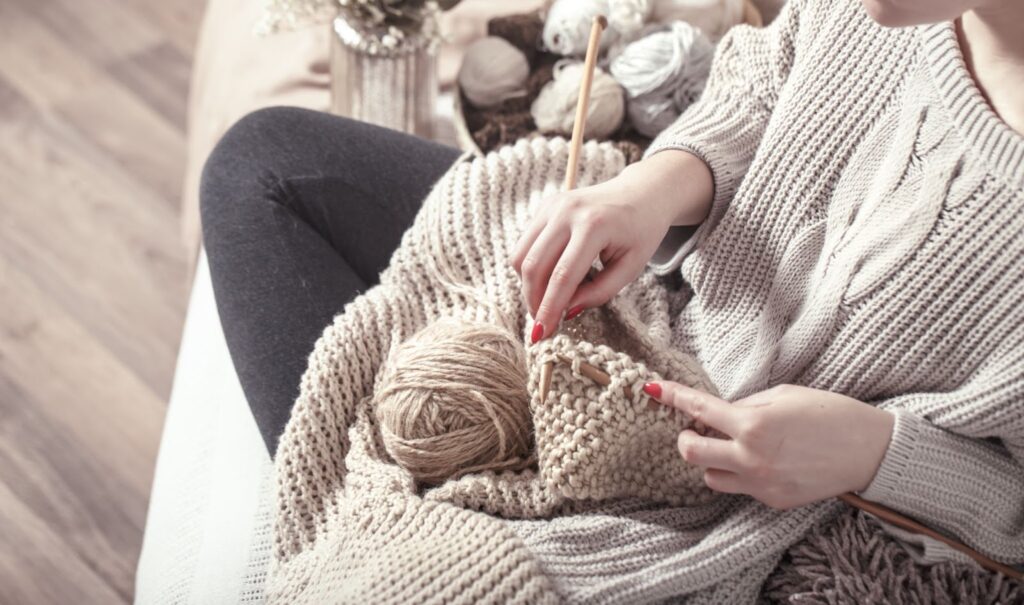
270,0,1024,602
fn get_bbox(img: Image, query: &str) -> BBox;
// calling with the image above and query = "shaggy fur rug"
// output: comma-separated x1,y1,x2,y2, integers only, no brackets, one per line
763,510,1023,604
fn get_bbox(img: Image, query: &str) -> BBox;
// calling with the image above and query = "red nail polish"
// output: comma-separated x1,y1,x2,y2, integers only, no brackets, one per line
565,305,585,321
531,321,544,343
643,382,661,398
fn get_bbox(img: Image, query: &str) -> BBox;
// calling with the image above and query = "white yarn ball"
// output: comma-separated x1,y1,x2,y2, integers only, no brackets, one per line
458,37,531,109
648,0,745,40
531,61,626,140
609,21,713,137
626,94,679,137
543,0,652,57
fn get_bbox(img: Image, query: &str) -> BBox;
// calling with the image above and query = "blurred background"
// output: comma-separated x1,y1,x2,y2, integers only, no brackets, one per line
0,0,780,602
0,0,196,601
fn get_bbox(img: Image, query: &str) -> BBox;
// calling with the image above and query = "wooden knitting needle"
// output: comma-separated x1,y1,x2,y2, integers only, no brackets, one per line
564,14,607,191
838,492,1024,581
538,15,607,405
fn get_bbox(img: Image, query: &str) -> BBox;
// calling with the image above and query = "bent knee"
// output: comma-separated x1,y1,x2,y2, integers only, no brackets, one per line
200,107,313,232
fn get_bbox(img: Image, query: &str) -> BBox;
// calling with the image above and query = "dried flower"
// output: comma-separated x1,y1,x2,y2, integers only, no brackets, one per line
257,0,462,37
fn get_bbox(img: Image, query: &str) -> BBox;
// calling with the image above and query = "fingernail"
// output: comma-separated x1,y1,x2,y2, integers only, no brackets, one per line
531,321,544,344
642,382,661,398
565,304,585,321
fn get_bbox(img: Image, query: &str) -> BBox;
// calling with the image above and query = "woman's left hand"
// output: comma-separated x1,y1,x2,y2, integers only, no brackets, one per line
643,381,895,509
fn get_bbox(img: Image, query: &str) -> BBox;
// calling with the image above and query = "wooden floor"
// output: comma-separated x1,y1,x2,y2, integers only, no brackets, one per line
0,0,202,601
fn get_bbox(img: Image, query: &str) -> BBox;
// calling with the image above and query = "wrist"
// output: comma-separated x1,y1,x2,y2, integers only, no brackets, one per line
852,407,896,493
623,149,714,227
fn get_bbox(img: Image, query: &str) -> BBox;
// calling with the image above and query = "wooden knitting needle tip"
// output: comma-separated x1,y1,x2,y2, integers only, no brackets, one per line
563,15,607,192
539,360,554,404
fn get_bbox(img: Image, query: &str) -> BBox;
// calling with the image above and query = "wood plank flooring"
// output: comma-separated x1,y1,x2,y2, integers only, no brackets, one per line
0,0,201,601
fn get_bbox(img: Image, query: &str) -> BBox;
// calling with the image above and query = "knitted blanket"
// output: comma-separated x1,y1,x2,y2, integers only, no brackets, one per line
267,137,1019,603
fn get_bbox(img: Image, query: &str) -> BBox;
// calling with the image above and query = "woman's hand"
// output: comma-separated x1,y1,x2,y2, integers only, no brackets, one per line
510,150,713,343
643,381,896,509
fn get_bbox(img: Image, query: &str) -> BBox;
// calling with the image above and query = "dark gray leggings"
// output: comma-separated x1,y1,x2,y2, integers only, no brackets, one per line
200,107,462,454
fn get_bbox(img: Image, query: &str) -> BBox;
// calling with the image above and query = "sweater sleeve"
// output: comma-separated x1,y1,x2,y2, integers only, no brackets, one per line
858,373,1024,564
643,0,803,275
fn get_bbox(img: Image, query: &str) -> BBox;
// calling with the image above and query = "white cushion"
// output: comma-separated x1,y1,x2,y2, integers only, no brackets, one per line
134,252,272,604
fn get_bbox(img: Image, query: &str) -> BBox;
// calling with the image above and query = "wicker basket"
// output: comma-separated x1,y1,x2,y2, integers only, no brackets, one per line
453,0,763,156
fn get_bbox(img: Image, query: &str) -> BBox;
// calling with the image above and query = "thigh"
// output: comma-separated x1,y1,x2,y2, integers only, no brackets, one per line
201,107,462,454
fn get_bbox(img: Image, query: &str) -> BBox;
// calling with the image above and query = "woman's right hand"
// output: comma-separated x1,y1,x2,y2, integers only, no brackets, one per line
510,149,714,343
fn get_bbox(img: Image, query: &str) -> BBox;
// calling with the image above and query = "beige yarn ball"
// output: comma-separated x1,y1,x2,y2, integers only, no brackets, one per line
531,61,626,140
373,318,535,486
458,37,531,110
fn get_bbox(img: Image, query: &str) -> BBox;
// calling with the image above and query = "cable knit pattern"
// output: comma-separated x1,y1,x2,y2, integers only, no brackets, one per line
268,0,1024,601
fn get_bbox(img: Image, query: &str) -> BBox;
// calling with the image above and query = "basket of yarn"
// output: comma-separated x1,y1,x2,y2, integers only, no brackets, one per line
453,0,762,159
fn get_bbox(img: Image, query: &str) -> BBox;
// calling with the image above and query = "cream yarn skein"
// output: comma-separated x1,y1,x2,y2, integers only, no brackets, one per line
647,0,745,40
373,318,534,486
458,37,531,110
532,61,626,139
542,0,651,56
610,21,713,137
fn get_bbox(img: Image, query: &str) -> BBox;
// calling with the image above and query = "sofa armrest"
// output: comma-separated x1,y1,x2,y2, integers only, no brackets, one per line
135,252,273,604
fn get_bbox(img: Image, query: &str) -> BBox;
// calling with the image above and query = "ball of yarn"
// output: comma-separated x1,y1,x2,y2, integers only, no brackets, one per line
458,37,531,110
610,21,713,137
542,0,651,57
647,0,744,40
531,61,626,140
373,318,534,486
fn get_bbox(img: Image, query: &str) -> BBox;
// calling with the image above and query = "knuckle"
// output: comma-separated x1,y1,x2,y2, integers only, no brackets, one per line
687,392,707,422
736,413,766,442
563,194,586,211
520,254,541,277
549,264,573,289
580,211,606,232
677,435,698,462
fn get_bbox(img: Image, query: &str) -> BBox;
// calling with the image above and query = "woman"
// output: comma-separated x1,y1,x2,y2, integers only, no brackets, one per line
201,0,1024,578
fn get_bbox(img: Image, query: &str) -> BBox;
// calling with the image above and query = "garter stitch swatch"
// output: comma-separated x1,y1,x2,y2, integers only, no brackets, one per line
269,1,1024,602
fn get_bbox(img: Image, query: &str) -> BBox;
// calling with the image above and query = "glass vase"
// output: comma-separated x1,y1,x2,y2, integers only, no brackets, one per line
330,16,438,139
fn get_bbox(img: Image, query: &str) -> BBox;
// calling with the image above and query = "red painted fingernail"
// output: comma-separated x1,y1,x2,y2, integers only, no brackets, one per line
643,382,662,398
531,321,544,344
565,304,585,321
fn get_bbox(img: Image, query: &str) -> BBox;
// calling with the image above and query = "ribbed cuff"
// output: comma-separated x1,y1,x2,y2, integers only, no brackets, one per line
641,89,767,274
643,137,722,275
856,408,1024,563
858,409,923,503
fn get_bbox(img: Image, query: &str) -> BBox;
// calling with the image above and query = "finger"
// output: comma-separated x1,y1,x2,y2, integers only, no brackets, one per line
520,223,570,316
564,250,639,312
702,468,745,494
533,234,603,337
676,430,743,472
510,213,549,274
645,381,744,438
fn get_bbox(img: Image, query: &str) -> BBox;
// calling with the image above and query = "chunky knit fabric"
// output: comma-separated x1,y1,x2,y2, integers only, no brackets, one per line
268,137,727,603
269,0,1024,602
